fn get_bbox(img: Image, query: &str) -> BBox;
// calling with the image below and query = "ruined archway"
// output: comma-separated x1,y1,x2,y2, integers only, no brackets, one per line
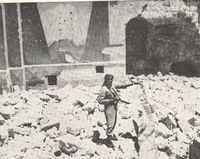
126,16,149,74
170,61,198,77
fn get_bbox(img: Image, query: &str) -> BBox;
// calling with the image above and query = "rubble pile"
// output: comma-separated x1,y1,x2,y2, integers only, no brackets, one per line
0,73,200,159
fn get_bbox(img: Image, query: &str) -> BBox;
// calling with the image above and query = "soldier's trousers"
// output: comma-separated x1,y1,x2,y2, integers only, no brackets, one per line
104,104,117,136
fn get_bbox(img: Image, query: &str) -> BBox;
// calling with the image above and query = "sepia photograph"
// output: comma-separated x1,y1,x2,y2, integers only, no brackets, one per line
0,0,200,158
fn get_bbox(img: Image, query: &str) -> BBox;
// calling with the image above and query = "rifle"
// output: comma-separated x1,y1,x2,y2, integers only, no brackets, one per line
110,88,130,104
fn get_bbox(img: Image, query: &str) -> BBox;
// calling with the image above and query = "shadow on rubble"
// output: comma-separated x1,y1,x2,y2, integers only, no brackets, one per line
119,132,140,154
92,131,114,149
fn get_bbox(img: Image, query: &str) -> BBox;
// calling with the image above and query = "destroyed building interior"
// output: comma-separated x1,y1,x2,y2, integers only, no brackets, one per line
0,0,200,159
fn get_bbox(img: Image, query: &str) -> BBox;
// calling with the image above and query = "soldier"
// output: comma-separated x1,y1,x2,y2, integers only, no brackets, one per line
97,74,140,148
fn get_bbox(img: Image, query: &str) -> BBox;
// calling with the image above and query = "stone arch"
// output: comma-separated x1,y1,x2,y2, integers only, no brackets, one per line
126,16,150,74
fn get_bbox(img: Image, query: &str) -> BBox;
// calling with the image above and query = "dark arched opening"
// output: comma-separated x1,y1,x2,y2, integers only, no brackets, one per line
126,16,149,74
170,61,198,77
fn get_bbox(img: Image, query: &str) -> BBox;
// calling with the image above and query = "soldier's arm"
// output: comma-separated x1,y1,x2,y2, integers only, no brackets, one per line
114,81,133,89
97,88,114,105
114,77,142,89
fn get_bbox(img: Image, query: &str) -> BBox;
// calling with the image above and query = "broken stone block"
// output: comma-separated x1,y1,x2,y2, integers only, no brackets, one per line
191,82,200,89
168,134,176,142
14,127,31,136
176,131,191,144
0,115,4,125
3,101,9,106
19,122,32,128
8,129,14,139
81,151,94,158
159,115,177,130
41,122,60,132
46,93,61,102
156,123,173,138
66,127,80,136
72,100,84,107
176,110,194,122
47,127,60,139
40,97,50,102
97,121,104,127
54,150,62,156
188,118,196,127
36,116,49,126
0,126,8,139
157,72,163,77
158,151,171,159
92,130,100,143
121,114,131,119
59,140,78,156
158,146,172,156
10,100,17,106
195,107,200,117
82,106,95,115
169,141,189,159
195,118,200,127
79,129,89,139
0,113,11,120
0,135,5,146
177,120,193,135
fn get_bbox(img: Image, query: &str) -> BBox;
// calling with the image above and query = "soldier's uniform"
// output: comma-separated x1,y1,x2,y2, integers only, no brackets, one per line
97,79,133,138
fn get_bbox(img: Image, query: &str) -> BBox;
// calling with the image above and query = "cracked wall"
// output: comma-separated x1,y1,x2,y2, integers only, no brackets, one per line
38,2,92,63
108,0,200,76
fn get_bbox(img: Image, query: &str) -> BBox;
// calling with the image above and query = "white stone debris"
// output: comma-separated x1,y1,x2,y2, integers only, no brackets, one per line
0,74,200,158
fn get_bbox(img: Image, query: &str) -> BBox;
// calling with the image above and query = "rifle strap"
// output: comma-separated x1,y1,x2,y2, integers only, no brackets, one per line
110,88,120,99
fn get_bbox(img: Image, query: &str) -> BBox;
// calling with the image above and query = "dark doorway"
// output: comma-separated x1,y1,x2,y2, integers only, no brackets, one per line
47,75,57,85
170,61,198,77
126,17,149,74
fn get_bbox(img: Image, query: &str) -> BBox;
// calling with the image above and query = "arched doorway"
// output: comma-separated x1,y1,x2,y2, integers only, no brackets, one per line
126,16,149,74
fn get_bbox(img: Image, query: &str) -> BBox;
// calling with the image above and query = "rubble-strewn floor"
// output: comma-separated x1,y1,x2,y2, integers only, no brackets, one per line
1,74,200,159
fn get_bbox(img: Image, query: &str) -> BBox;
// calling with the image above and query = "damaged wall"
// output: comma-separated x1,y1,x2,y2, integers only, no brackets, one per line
109,0,198,45
0,3,52,68
21,3,52,65
4,4,21,67
147,12,200,76
0,5,6,69
38,2,92,47
38,2,92,63
82,1,109,62
109,0,200,76
25,63,125,88
38,2,109,63
2,0,200,89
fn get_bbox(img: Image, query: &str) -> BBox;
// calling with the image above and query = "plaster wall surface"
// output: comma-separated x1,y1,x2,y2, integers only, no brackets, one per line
38,2,92,47
25,62,125,88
